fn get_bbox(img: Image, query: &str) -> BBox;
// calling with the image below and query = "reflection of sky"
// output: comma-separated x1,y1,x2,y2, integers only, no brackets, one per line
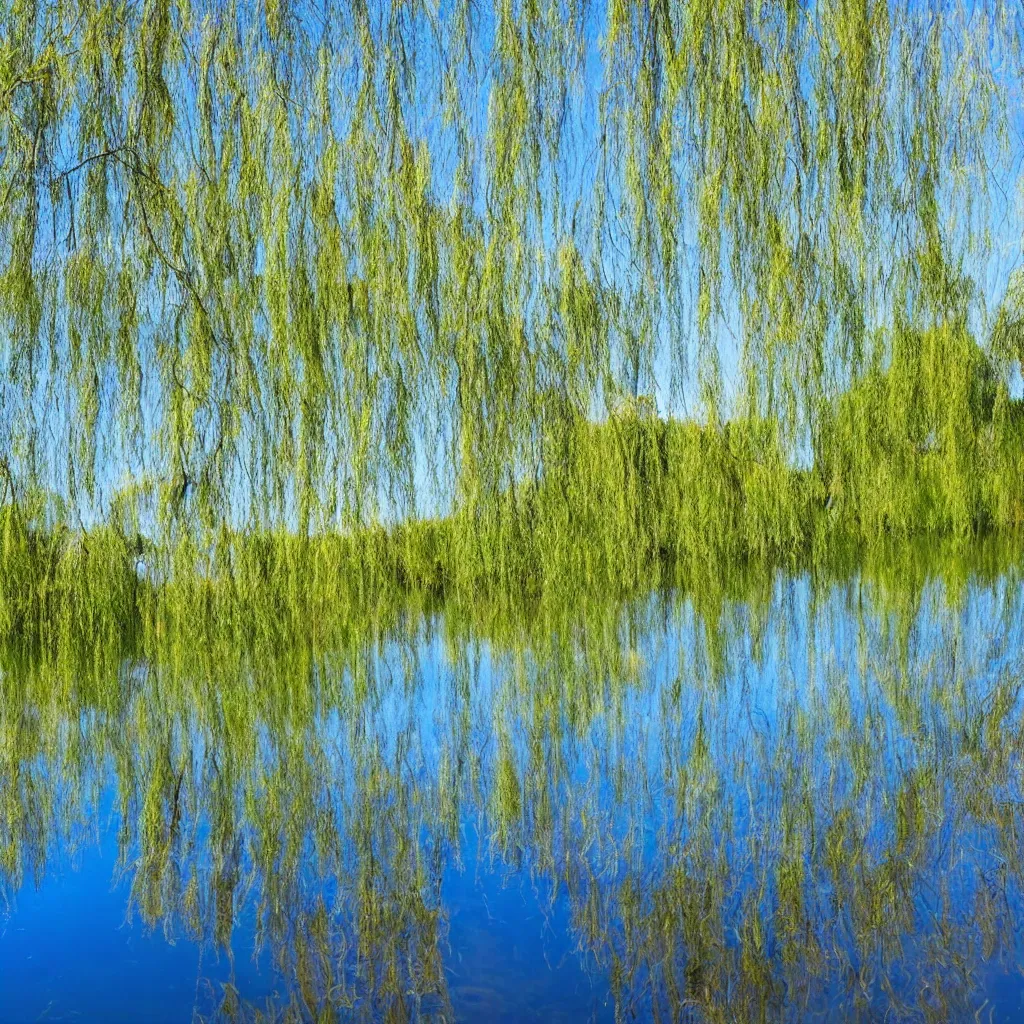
3,566,1024,1020
2,840,273,1023
0,811,613,1023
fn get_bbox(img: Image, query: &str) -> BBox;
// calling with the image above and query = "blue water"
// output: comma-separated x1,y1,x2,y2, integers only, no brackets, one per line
3,564,1024,1021
2,823,613,1023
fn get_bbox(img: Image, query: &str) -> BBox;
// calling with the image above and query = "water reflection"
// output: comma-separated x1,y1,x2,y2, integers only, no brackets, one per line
2,541,1024,1022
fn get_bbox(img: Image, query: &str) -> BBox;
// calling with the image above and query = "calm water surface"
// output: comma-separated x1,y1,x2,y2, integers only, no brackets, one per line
3,551,1024,1021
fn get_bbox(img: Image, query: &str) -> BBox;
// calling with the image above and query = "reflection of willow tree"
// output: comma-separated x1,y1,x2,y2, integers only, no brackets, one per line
4,2,1024,641
2,542,1024,1022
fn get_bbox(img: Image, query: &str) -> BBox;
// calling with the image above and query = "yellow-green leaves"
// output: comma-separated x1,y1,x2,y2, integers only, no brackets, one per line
1,0,1023,633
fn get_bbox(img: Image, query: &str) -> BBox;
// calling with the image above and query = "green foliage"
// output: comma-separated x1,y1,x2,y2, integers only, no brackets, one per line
2,1,1024,641
816,321,1024,535
4,10,1024,1013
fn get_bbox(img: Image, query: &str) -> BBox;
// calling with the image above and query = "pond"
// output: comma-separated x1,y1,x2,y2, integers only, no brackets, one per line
2,543,1024,1022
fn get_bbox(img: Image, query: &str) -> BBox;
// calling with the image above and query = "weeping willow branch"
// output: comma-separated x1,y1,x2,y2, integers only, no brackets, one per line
1,0,1023,640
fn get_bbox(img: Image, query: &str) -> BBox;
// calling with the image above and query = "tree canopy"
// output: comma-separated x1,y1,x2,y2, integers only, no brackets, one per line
2,0,1024,630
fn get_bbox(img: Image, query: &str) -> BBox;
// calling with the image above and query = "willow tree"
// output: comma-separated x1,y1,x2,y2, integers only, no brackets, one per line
2,0,1024,628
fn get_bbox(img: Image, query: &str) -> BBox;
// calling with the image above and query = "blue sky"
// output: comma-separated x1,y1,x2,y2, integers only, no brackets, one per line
3,0,1024,529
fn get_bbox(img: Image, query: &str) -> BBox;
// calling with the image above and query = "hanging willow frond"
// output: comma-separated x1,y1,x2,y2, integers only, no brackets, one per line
1,0,1024,644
